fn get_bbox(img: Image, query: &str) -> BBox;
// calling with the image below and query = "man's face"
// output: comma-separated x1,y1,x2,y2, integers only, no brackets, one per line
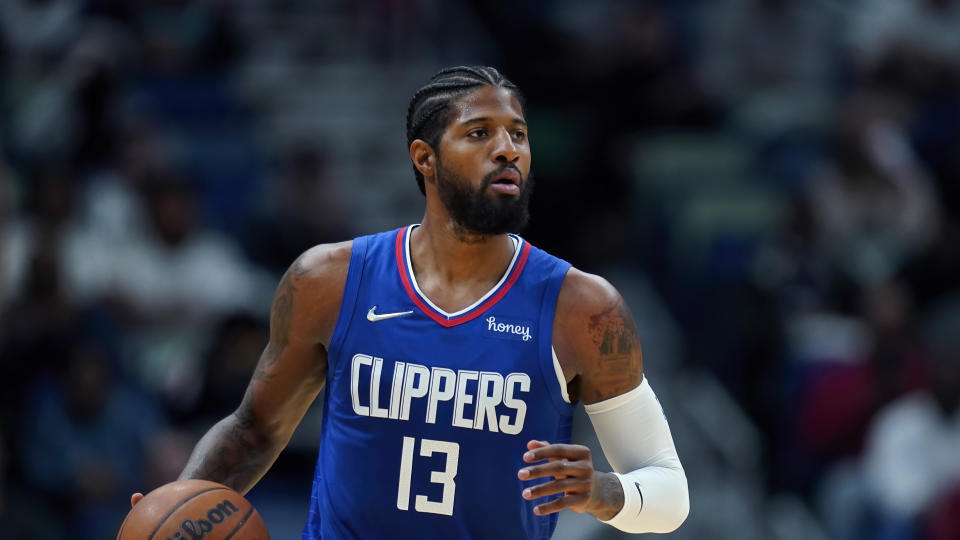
433,86,533,235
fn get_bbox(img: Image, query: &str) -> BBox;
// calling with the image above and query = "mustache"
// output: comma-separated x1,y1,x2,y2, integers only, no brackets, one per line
481,163,523,186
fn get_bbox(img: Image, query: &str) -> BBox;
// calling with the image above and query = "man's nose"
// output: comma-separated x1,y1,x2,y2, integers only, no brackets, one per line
492,128,520,163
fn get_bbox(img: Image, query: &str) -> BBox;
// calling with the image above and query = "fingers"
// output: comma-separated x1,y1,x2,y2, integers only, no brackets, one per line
525,440,565,464
519,441,597,516
522,477,591,501
518,458,593,480
522,442,591,464
130,492,144,508
526,439,549,451
532,493,590,516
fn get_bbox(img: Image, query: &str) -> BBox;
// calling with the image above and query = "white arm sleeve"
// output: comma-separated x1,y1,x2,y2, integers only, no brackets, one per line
584,377,689,534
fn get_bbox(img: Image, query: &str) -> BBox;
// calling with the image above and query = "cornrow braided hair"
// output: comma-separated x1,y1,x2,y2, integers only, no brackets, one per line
406,66,524,195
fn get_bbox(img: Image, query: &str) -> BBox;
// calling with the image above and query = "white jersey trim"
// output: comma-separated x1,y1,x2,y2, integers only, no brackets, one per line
551,346,571,403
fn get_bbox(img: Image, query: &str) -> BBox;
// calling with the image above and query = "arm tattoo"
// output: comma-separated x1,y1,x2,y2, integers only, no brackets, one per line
251,346,280,384
255,256,307,380
585,300,642,402
181,395,274,492
269,259,302,349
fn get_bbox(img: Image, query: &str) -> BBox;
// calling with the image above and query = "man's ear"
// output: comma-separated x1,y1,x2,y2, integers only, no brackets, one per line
410,139,436,182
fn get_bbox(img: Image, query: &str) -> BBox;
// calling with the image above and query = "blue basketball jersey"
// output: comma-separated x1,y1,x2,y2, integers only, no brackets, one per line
303,225,575,540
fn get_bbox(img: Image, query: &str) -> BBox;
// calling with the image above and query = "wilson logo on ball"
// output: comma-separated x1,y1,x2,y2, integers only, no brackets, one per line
165,500,241,540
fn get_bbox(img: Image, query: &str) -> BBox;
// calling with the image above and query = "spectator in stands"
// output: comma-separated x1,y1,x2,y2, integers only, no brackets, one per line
862,296,960,539
798,282,927,464
248,146,353,273
19,338,166,540
696,0,836,135
109,174,272,414
807,93,939,286
113,174,271,323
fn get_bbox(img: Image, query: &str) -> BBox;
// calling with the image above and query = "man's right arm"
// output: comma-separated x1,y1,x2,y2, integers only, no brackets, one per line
177,241,352,495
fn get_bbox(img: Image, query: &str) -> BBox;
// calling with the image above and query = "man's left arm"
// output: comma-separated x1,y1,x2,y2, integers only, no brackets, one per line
518,268,689,534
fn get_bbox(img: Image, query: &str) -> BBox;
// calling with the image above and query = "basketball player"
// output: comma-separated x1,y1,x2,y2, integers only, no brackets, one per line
133,66,689,538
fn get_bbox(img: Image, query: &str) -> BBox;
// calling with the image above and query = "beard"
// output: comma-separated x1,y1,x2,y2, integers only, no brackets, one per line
434,160,534,237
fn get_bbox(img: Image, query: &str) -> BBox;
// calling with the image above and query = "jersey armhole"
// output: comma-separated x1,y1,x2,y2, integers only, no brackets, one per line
551,346,571,404
537,261,576,415
327,236,367,366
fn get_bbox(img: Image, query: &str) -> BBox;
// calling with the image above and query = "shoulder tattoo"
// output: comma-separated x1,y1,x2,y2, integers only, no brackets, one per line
269,255,309,349
584,299,643,402
257,255,310,382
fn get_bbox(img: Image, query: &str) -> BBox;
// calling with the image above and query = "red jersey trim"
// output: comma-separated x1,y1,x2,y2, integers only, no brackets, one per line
394,225,531,328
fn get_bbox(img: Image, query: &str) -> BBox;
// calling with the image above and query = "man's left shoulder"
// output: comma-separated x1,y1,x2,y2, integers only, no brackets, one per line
553,267,644,403
556,268,624,322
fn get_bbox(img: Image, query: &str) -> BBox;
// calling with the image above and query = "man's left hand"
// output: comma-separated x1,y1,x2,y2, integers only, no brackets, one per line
517,440,623,520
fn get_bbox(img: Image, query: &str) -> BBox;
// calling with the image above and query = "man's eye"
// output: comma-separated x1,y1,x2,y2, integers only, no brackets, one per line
513,131,526,141
469,129,487,138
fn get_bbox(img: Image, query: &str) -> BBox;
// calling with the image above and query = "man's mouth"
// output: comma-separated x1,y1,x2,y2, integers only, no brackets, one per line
488,168,521,194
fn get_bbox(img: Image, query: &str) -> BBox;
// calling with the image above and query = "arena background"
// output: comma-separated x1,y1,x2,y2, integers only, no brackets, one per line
2,1,960,539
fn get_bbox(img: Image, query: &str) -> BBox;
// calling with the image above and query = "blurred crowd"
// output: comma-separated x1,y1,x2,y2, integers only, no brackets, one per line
1,0,959,539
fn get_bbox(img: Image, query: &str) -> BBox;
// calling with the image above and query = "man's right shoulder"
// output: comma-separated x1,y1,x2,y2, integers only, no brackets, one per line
277,240,353,306
294,240,354,281
273,240,354,347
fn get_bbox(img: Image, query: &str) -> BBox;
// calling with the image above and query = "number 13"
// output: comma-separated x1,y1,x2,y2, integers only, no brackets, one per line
397,437,460,516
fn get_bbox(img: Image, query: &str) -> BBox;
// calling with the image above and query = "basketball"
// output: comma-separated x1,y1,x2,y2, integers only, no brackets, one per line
117,479,270,540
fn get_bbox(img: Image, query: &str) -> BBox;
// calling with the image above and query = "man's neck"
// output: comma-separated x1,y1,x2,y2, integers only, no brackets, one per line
408,216,517,312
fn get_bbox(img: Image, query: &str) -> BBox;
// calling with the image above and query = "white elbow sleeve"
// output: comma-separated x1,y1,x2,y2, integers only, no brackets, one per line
585,377,689,534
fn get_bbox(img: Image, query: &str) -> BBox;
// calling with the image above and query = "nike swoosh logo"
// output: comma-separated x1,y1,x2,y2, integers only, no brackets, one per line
367,306,414,322
635,482,644,515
